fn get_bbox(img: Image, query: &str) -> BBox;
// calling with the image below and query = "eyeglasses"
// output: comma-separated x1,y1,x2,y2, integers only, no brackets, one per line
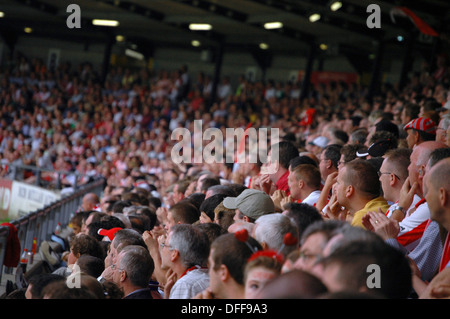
298,251,321,261
110,264,124,272
378,171,400,180
159,242,174,250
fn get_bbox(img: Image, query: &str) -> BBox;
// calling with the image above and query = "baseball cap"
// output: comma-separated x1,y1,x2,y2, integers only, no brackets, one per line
437,101,450,113
404,117,436,135
308,136,329,149
223,189,274,220
356,139,396,158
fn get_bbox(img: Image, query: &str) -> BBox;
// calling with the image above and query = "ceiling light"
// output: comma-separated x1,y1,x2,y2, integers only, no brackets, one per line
264,21,283,30
116,35,125,42
309,13,321,23
24,27,33,33
0,12,5,18
259,43,269,50
125,49,144,61
189,23,212,31
92,19,119,27
320,43,328,50
330,2,342,12
191,40,201,47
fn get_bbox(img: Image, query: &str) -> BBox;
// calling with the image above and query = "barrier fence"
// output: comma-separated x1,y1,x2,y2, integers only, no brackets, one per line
0,177,105,285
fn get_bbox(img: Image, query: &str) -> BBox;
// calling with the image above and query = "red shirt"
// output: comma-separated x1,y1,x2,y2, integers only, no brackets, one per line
440,233,450,272
276,170,290,196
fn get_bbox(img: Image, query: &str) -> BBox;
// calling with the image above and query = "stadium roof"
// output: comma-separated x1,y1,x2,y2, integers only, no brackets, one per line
1,0,449,74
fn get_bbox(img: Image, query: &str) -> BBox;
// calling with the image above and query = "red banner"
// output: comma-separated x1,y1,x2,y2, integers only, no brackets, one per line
298,71,359,86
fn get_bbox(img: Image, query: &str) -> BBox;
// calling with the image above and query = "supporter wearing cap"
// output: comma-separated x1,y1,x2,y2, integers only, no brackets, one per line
97,227,123,242
223,189,275,223
356,138,397,158
308,136,330,157
435,100,450,114
404,117,437,149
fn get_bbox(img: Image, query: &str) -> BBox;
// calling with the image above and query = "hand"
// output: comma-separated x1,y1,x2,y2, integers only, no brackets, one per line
271,189,287,211
193,287,215,299
324,190,347,220
419,267,450,299
280,194,293,210
164,269,177,299
430,285,450,299
398,177,419,211
259,174,273,195
362,208,400,239
151,225,166,238
251,174,263,191
143,230,161,254
324,172,338,190
156,207,168,224
100,265,115,281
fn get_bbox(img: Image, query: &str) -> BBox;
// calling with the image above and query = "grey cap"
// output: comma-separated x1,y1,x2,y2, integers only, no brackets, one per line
223,189,275,220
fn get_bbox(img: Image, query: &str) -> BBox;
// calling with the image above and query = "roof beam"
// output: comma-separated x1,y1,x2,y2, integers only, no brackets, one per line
247,0,385,40
100,0,224,45
169,0,316,45
12,0,59,16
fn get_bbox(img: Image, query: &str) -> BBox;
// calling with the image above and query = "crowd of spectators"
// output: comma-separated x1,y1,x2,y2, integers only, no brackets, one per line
1,50,450,300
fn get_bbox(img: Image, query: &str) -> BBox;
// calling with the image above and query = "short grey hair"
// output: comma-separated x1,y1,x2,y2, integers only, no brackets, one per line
113,228,146,253
169,224,210,268
254,213,299,256
119,245,154,288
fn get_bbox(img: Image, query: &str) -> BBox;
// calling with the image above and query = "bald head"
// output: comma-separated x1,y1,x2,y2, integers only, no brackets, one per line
425,157,450,230
428,158,450,190
414,141,448,167
409,142,448,195
82,193,100,211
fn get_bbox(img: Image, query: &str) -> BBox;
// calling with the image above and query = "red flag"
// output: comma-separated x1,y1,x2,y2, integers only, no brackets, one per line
390,6,438,37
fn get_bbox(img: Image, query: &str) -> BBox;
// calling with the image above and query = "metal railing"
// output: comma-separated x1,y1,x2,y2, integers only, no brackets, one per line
6,163,88,190
0,176,105,284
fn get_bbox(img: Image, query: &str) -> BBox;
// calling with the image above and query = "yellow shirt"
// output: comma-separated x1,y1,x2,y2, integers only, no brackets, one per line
351,196,390,229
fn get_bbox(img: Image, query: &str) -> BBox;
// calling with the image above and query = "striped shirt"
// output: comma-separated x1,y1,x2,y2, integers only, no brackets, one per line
387,220,443,282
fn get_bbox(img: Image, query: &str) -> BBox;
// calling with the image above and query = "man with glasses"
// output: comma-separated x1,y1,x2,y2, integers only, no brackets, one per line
362,145,450,290
160,224,210,299
363,141,448,252
435,113,450,145
377,148,420,223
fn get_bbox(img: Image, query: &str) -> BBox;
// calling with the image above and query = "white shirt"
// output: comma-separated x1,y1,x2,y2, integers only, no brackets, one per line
397,200,430,251
398,200,429,236
386,194,421,218
302,190,321,207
